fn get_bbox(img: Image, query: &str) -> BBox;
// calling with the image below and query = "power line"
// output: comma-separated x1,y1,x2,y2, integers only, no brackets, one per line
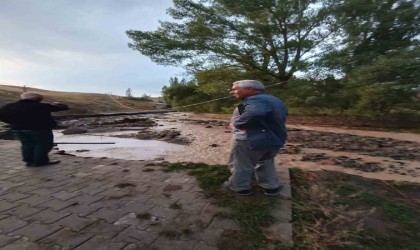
174,80,289,110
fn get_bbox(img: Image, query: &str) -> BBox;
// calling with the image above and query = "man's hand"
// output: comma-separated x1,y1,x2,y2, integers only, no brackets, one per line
49,102,69,111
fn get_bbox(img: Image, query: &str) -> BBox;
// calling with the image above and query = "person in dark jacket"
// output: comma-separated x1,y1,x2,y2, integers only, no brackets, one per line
0,92,69,167
225,80,287,196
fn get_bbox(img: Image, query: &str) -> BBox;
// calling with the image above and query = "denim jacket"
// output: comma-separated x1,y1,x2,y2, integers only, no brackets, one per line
233,93,287,150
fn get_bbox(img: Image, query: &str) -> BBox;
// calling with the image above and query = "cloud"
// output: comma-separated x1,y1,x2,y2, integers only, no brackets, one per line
0,58,25,71
0,0,182,96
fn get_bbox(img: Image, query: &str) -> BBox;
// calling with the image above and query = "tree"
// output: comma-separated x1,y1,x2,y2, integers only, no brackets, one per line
127,0,338,84
316,0,420,116
195,67,248,96
320,0,420,74
344,47,420,116
126,88,133,98
162,76,233,112
161,78,197,106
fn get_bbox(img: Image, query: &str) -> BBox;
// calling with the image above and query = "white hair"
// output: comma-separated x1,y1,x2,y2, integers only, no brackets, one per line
20,92,43,101
233,80,265,91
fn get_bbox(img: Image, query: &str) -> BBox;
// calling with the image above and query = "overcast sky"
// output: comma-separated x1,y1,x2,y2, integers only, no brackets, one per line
0,0,184,97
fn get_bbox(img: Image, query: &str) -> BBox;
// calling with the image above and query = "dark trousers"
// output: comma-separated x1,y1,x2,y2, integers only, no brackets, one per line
13,130,54,165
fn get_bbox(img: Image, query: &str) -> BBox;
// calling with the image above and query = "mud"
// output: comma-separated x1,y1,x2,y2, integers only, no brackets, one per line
161,113,419,183
301,153,385,172
116,130,191,145
57,115,157,131
57,115,190,144
2,112,419,182
288,128,420,161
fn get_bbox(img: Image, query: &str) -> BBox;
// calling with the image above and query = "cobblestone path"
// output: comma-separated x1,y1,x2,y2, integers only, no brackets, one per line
0,140,292,249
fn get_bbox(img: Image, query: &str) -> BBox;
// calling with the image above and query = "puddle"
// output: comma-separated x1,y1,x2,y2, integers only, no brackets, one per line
53,132,185,161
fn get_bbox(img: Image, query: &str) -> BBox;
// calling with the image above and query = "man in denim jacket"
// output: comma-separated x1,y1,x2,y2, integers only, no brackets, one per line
225,80,287,195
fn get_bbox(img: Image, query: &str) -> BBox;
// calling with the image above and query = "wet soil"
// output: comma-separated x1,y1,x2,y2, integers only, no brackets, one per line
58,115,158,132
288,128,420,161
116,130,191,145
287,115,420,130
2,112,418,182
301,153,386,172
164,113,419,183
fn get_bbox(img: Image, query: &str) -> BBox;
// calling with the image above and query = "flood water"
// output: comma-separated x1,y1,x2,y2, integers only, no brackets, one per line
53,132,185,161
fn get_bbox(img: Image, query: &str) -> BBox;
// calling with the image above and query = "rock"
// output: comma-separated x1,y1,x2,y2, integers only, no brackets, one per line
62,128,87,135
318,160,336,165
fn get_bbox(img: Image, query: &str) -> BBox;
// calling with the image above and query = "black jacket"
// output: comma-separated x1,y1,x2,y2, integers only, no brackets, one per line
0,100,69,130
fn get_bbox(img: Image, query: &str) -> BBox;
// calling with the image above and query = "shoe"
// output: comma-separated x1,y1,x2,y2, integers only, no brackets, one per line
235,189,252,196
25,162,32,167
222,182,252,196
33,160,61,167
264,186,283,196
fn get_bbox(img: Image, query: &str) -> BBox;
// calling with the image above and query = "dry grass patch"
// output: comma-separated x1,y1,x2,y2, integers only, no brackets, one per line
0,84,160,115
291,168,420,249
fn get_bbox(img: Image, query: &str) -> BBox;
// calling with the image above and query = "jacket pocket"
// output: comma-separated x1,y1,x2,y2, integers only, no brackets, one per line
246,129,282,150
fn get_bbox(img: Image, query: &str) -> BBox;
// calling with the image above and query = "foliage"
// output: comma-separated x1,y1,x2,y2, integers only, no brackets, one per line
123,94,154,102
320,0,420,74
125,88,133,99
341,47,420,116
131,0,419,120
306,0,420,117
137,93,153,102
162,74,237,112
272,76,347,110
161,77,214,111
195,67,245,96
127,0,339,83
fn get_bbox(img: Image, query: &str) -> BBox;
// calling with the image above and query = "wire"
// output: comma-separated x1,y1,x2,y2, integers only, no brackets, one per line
173,80,289,109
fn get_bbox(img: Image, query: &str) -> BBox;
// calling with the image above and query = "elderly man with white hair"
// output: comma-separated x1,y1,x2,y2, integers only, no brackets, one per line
225,80,287,196
0,92,69,167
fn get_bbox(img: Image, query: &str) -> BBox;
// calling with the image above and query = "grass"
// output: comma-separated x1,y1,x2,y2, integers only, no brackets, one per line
163,162,280,250
290,168,420,249
0,84,161,115
357,192,418,228
169,202,182,209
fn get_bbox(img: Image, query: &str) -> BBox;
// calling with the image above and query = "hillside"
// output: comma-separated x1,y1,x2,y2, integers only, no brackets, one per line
0,84,166,115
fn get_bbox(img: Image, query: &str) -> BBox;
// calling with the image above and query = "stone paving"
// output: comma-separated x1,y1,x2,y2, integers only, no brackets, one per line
0,139,292,249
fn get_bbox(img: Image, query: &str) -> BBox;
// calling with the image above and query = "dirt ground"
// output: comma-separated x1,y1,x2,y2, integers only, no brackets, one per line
155,113,419,182
3,111,419,248
172,113,420,248
53,112,420,184
55,112,420,248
